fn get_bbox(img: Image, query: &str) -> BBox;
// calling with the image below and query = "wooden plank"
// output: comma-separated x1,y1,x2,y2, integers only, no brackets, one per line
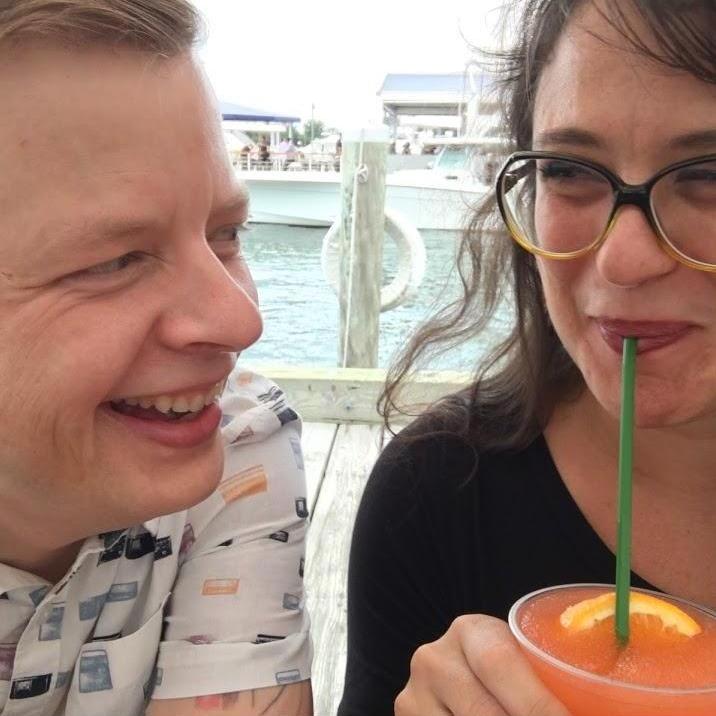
246,364,471,423
305,423,383,716
301,421,338,514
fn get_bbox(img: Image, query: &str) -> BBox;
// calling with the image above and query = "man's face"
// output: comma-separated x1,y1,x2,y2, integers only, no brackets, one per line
0,44,262,539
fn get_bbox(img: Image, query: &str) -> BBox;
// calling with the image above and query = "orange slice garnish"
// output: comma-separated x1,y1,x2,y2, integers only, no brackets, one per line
560,591,702,637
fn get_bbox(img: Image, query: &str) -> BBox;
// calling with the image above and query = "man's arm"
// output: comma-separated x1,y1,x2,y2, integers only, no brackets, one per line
146,680,312,716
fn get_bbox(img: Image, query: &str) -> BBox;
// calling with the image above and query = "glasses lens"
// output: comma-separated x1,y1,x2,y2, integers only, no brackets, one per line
500,157,614,254
652,159,716,266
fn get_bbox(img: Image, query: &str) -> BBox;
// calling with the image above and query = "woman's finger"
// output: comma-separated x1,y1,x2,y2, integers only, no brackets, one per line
394,686,451,716
397,636,509,716
457,615,572,716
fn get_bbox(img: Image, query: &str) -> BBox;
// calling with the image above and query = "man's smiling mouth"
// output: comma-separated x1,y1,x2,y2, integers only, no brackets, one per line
109,379,226,422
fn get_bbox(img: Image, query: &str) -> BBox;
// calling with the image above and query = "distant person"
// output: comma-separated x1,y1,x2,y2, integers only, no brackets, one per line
258,135,270,166
239,142,252,169
285,138,298,169
295,139,305,165
334,134,343,171
402,141,411,155
277,137,291,169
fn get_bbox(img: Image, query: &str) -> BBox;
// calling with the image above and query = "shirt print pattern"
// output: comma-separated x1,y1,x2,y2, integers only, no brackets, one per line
0,369,312,714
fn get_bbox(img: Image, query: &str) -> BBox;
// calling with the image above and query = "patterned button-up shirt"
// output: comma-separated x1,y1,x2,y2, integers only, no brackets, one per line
0,369,312,715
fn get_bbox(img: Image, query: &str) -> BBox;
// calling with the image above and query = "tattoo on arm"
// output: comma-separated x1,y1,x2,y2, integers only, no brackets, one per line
194,692,245,711
258,686,286,715
190,682,311,714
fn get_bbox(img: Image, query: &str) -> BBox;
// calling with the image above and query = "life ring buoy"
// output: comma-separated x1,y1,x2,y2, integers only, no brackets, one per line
321,207,426,312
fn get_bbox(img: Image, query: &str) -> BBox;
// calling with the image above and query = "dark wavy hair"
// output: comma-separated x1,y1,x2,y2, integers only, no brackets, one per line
380,0,716,450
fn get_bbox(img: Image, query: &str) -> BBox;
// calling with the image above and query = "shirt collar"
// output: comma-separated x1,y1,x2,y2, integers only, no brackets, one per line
142,518,162,537
0,563,51,596
0,518,164,598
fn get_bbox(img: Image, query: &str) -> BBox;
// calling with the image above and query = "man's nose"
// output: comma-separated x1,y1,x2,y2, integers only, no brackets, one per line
594,204,678,287
156,243,263,354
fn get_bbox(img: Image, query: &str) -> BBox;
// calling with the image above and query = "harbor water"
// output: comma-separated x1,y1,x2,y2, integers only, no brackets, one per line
241,223,513,370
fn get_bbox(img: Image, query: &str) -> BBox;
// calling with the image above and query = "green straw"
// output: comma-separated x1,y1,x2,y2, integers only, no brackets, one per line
615,336,637,644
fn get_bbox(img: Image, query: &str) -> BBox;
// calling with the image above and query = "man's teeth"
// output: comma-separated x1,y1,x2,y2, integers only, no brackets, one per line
119,380,224,414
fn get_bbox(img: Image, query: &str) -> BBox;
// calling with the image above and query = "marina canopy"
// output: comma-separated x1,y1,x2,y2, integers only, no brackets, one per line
378,73,491,117
220,101,301,144
220,101,300,124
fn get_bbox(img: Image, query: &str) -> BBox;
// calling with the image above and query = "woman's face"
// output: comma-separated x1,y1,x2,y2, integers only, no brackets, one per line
0,45,262,536
533,3,716,430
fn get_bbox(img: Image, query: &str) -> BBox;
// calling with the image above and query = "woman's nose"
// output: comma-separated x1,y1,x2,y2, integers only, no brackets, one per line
594,204,678,287
157,244,263,354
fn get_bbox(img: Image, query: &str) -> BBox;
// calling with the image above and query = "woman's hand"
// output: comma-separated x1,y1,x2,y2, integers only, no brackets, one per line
394,614,572,716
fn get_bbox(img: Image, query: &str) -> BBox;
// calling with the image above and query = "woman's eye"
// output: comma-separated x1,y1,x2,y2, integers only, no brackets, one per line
674,168,716,183
539,162,589,179
77,253,143,277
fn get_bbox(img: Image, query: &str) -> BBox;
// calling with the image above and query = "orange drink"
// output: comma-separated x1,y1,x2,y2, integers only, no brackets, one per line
508,584,716,716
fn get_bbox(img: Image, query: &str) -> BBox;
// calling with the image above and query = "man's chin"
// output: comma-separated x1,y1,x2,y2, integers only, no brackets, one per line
104,443,225,523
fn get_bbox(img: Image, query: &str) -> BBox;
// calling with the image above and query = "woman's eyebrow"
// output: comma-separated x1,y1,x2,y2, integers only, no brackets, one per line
533,127,604,149
534,127,716,154
668,129,716,151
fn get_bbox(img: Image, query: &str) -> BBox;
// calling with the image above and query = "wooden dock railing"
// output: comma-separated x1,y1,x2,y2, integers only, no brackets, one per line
250,365,471,424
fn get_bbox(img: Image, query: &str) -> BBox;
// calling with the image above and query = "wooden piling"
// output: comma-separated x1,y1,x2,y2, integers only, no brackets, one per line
337,128,389,368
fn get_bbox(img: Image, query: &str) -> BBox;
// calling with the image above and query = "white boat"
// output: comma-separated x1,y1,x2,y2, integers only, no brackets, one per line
234,137,507,232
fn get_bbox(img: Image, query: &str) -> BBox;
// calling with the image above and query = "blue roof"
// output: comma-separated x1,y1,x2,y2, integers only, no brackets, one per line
379,73,492,94
220,101,300,124
379,73,464,93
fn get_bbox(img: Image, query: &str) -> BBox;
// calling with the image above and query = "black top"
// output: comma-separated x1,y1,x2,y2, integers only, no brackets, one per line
338,420,655,716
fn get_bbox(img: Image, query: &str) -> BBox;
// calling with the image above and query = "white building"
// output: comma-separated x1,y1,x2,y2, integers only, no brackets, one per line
377,72,500,152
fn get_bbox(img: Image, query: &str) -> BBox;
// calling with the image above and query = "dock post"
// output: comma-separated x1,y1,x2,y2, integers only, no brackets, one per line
338,127,389,368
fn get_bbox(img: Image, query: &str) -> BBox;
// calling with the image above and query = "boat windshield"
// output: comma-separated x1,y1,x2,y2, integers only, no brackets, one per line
434,145,471,171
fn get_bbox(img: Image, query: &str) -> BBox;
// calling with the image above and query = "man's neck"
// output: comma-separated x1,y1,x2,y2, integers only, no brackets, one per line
0,538,84,585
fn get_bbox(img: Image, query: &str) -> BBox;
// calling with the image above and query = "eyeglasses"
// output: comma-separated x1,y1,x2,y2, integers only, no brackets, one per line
496,151,716,272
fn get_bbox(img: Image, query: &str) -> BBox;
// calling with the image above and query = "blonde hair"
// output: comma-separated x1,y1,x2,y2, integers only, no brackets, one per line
0,0,204,55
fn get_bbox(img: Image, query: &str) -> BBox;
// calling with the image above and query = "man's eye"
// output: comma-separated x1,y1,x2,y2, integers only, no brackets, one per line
210,224,249,257
78,253,143,277
213,224,249,241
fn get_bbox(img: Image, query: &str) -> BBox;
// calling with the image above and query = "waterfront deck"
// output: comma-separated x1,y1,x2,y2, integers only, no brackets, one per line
254,366,470,714
242,127,476,713
303,421,386,715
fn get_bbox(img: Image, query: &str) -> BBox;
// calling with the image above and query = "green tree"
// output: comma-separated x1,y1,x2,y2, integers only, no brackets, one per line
280,119,334,146
300,119,325,146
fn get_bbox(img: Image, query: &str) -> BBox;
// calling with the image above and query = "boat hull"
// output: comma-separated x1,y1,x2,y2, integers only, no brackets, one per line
237,170,486,232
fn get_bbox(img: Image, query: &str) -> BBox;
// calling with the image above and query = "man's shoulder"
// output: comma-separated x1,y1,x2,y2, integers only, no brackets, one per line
220,368,300,446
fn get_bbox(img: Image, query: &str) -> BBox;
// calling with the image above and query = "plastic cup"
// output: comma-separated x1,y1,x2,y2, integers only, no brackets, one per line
508,584,716,716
